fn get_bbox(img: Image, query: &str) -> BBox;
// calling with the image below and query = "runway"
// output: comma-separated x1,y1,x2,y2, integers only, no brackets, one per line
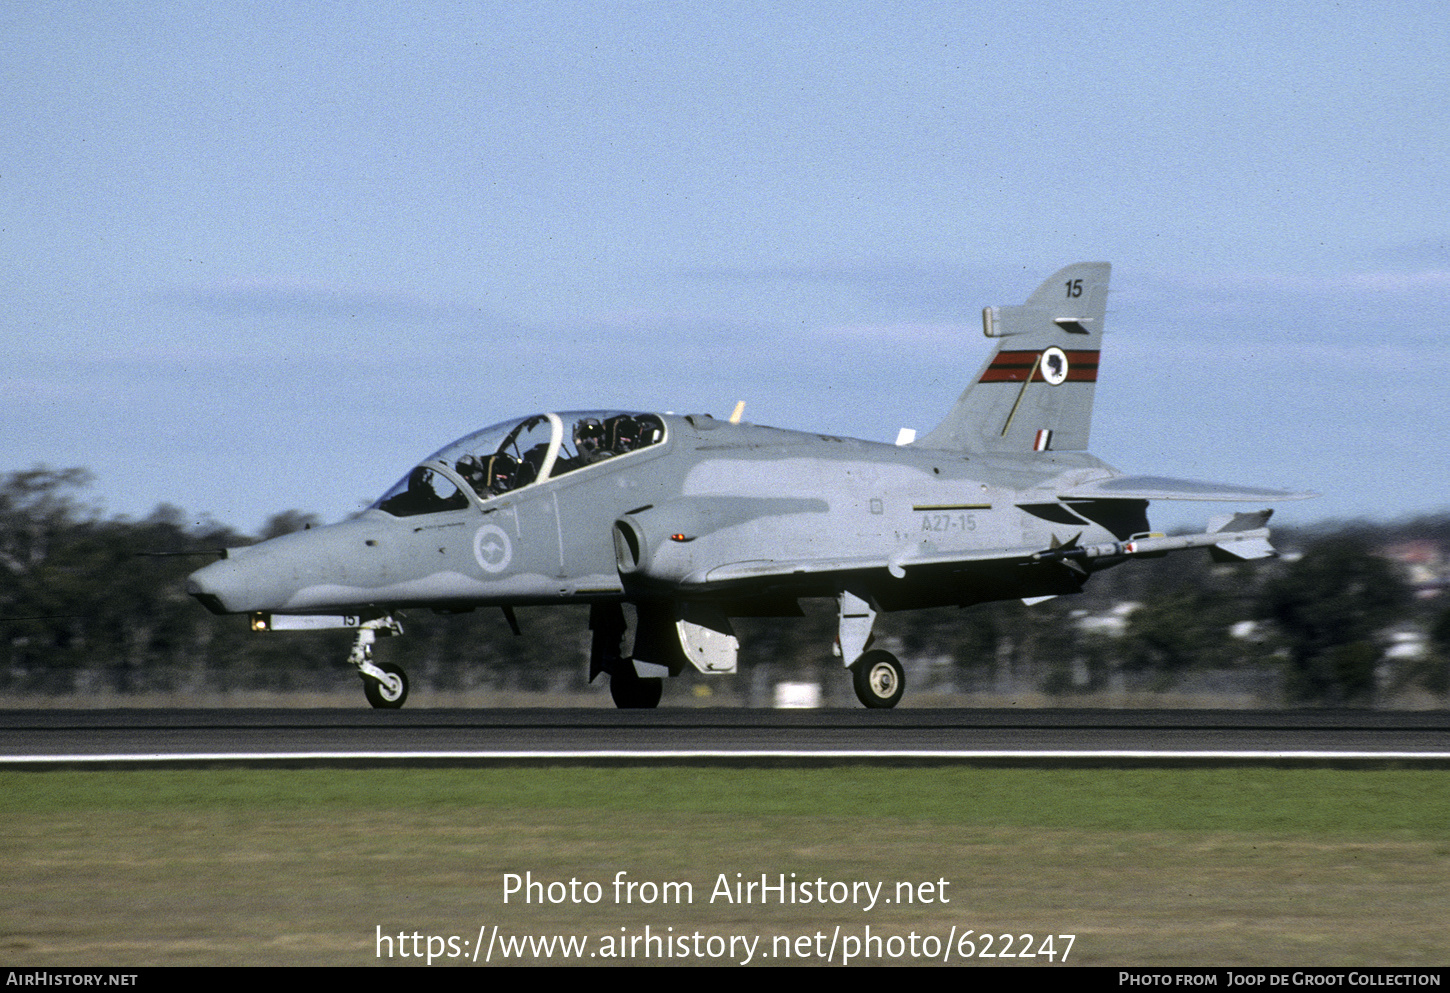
3,708,1449,766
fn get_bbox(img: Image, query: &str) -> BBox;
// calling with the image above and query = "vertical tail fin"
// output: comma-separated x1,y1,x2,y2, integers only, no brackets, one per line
915,262,1110,453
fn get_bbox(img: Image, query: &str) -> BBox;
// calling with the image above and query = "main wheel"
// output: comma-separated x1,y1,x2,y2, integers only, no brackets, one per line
609,668,663,709
851,650,904,709
363,662,409,709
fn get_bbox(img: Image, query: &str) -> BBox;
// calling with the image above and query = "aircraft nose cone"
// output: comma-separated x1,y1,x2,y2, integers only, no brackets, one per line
187,558,247,615
185,518,380,614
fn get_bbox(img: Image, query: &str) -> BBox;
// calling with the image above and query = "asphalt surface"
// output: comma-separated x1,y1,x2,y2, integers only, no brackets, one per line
3,708,1449,766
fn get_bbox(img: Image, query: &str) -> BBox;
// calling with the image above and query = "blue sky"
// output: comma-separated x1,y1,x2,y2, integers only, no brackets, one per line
3,2,1447,533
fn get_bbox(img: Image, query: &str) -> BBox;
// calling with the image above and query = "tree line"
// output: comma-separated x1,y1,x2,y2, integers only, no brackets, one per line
2,466,1446,705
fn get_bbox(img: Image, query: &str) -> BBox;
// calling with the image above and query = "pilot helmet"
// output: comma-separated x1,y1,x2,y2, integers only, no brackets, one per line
486,453,517,493
574,417,605,454
455,454,484,485
610,415,641,451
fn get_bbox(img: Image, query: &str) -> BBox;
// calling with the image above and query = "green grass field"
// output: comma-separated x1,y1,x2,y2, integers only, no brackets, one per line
3,767,1448,966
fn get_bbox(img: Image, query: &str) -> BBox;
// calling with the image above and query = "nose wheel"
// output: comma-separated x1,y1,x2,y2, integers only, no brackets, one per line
362,661,410,709
851,650,904,709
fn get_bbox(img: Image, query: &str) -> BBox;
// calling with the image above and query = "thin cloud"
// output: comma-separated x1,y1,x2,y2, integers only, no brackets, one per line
811,321,980,343
672,261,1005,287
151,280,483,322
1146,266,1450,298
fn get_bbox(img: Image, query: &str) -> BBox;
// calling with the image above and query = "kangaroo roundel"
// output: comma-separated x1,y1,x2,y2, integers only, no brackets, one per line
473,524,513,573
1041,347,1069,386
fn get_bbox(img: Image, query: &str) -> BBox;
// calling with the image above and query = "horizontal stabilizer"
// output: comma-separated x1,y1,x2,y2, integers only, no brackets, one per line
1059,474,1317,502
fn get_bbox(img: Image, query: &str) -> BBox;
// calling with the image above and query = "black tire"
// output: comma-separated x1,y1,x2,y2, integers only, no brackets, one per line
363,662,409,709
851,650,904,709
609,668,663,709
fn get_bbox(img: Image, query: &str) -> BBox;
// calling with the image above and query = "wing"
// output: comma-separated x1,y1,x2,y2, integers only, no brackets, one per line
701,544,1041,584
1058,474,1317,502
651,510,1283,594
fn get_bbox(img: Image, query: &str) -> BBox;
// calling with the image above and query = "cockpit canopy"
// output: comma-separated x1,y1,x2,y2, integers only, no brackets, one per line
373,411,666,517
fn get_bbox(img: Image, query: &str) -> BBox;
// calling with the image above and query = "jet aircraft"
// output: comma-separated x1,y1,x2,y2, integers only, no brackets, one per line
187,262,1313,708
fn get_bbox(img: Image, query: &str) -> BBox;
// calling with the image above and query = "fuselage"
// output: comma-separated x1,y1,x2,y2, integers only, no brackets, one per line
181,263,1312,712
187,410,1139,618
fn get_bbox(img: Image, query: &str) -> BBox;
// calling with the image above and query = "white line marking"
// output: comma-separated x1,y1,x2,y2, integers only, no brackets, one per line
3,750,1449,763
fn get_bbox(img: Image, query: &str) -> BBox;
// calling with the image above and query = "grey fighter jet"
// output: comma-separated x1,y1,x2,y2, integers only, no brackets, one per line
187,262,1313,709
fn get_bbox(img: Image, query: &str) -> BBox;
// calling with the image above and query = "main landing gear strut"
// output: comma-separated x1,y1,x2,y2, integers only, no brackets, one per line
590,602,663,709
839,590,905,708
586,593,906,710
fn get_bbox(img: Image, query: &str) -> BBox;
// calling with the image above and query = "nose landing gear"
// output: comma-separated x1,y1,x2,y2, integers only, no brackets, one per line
347,616,409,709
